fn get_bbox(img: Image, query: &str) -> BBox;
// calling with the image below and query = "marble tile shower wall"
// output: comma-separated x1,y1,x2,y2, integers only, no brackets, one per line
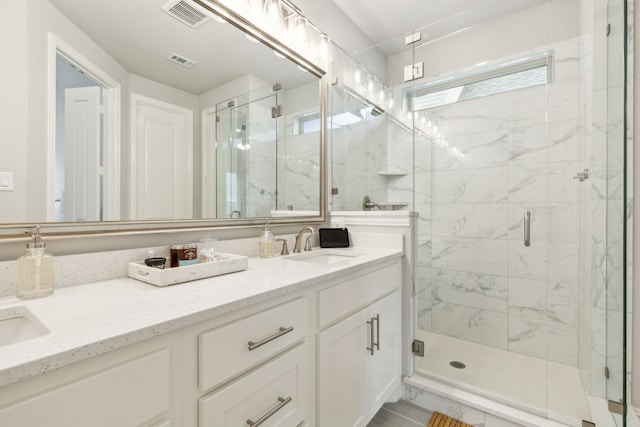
331,86,389,211
412,37,584,366
246,98,277,218
279,82,321,212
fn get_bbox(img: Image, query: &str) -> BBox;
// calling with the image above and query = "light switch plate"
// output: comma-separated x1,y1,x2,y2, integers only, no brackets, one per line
0,172,14,191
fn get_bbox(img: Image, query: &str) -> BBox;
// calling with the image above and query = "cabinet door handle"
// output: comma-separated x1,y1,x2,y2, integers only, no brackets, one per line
366,317,375,355
246,396,292,426
373,314,380,351
248,326,294,351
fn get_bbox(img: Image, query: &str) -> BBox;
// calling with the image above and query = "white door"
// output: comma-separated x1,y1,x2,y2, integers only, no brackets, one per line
63,86,102,222
317,309,369,427
131,94,193,220
368,291,402,419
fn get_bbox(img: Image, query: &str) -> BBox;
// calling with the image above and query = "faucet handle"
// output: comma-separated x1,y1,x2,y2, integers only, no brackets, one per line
276,238,289,256
304,236,312,251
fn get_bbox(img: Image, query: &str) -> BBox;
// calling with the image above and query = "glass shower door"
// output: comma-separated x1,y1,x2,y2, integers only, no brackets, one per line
604,0,628,424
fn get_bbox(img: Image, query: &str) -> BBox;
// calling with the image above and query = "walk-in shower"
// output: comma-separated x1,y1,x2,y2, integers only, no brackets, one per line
329,0,630,425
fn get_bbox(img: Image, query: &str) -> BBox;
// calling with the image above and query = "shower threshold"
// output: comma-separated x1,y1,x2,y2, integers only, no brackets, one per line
409,331,590,426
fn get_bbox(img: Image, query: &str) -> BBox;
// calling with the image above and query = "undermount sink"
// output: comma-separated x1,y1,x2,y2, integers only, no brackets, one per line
284,249,361,265
0,307,50,347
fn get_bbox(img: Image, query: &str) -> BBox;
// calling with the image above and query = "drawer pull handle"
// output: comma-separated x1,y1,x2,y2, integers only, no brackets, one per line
248,326,294,351
246,396,292,426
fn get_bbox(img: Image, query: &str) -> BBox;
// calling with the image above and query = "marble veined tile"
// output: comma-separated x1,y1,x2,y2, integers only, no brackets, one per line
432,203,508,239
429,93,508,138
547,119,580,162
507,163,547,203
548,242,579,286
547,79,580,124
508,278,547,314
508,123,547,164
432,167,508,204
432,268,508,313
432,237,507,277
508,239,547,281
547,202,579,243
508,313,547,359
431,302,508,349
548,161,580,203
506,84,547,130
432,130,508,172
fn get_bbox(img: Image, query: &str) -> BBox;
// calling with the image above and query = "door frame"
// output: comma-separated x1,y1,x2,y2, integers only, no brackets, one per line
201,105,217,218
47,32,121,221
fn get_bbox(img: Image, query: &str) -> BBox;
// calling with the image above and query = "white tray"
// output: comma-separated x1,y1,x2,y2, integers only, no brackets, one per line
127,252,248,287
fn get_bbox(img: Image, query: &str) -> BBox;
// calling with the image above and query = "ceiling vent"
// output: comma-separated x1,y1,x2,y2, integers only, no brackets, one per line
167,53,196,68
162,0,210,28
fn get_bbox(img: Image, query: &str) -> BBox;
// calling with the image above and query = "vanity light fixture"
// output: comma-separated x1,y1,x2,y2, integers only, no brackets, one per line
195,0,328,74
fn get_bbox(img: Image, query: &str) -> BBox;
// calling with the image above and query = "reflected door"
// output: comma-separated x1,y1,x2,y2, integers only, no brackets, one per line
63,86,102,222
131,94,193,220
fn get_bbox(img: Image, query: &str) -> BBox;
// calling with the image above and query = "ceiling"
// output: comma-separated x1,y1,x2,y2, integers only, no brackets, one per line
46,0,548,94
299,0,548,55
47,0,311,95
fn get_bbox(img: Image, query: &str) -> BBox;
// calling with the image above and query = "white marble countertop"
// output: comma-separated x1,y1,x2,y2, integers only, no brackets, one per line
0,245,402,387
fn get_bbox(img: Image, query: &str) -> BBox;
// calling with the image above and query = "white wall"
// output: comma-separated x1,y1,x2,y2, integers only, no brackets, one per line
0,0,28,222
23,0,129,222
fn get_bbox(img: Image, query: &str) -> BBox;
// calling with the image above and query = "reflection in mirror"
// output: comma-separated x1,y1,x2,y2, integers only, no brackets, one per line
1,0,322,228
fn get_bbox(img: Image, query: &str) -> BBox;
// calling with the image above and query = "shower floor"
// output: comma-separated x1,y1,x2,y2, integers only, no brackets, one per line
414,331,590,426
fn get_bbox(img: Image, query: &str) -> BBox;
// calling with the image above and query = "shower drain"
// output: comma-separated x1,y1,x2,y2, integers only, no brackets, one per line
449,360,466,369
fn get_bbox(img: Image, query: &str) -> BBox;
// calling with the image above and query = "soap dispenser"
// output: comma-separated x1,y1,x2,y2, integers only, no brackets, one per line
258,219,274,258
17,225,54,299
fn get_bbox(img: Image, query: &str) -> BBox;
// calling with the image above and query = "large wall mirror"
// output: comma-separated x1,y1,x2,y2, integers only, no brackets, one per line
0,0,325,237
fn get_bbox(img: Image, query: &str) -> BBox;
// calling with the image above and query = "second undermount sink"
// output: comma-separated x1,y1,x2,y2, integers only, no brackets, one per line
0,306,50,347
284,249,361,265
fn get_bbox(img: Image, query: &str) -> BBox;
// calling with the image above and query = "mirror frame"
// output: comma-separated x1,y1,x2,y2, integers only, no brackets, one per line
0,0,328,240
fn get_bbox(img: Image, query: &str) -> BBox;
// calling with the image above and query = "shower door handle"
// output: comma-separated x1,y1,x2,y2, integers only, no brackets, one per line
524,211,531,247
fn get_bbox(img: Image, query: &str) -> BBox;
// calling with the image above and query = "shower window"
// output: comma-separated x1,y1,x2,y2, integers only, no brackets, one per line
406,51,553,111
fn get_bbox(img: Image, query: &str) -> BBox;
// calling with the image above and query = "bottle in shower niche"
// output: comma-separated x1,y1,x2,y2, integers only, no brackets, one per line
17,225,54,299
258,219,274,258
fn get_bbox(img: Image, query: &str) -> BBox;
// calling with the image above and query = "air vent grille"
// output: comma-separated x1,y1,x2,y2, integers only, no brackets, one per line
162,0,209,28
167,53,196,68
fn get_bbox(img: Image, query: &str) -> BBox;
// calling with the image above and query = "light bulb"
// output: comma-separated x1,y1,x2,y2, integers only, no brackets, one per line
367,76,374,94
263,0,284,35
248,0,263,21
292,16,309,50
354,68,362,84
318,33,330,65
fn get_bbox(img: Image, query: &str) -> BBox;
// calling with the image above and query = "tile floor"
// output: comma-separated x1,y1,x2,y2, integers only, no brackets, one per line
367,400,433,427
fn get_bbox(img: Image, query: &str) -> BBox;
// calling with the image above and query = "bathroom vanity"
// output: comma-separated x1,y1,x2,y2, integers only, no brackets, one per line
0,242,403,426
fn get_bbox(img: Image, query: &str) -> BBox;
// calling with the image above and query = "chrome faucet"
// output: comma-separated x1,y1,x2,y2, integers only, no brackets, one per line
293,227,315,253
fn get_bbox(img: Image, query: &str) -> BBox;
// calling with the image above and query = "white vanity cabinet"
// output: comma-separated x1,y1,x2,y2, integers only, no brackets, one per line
316,263,402,427
0,251,403,427
0,332,182,427
183,296,313,427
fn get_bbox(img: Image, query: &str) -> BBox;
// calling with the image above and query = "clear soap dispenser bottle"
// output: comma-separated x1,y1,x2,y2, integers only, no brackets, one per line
258,219,274,258
17,225,54,299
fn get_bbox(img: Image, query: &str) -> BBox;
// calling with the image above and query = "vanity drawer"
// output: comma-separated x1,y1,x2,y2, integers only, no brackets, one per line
318,261,401,328
199,297,308,391
199,343,309,427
